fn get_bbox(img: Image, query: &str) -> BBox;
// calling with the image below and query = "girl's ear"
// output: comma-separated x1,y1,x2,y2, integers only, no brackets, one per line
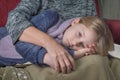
71,18,81,26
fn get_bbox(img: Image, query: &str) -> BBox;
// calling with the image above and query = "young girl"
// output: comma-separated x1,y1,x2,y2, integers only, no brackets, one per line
14,9,114,71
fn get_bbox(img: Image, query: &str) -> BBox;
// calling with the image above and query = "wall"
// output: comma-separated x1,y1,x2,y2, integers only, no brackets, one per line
98,0,120,20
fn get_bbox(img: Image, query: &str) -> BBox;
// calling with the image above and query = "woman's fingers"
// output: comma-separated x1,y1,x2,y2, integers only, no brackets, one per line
57,51,75,73
63,54,74,73
46,51,74,73
57,56,66,73
45,40,75,73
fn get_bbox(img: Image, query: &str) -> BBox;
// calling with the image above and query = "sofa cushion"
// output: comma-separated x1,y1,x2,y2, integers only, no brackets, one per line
0,0,21,27
105,20,120,44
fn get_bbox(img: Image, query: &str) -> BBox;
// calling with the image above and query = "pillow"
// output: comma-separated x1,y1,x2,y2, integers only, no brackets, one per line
0,0,21,27
105,19,120,45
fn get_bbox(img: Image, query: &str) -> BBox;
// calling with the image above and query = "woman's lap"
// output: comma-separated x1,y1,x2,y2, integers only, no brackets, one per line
0,55,119,80
25,55,116,80
110,57,120,80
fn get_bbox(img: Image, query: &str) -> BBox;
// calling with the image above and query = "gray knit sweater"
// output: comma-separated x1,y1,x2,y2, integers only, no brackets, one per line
6,0,96,44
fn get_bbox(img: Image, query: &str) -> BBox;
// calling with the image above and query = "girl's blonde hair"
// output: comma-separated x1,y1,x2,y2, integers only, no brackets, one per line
79,16,114,55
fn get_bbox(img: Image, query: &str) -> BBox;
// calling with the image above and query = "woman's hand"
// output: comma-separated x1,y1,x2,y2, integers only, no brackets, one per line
19,26,75,73
44,39,75,74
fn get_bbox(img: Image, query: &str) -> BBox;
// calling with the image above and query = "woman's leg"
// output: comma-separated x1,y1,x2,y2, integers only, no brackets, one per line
72,55,115,80
24,55,116,80
110,57,120,80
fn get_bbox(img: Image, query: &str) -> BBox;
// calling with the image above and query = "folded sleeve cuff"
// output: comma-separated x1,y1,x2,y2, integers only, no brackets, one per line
37,48,47,65
65,47,74,57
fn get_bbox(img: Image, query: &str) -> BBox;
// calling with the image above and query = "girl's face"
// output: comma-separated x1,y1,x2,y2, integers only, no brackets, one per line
62,18,97,50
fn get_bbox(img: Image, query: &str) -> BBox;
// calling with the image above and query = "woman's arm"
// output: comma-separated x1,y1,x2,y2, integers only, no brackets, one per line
6,0,75,73
6,0,41,44
20,27,75,73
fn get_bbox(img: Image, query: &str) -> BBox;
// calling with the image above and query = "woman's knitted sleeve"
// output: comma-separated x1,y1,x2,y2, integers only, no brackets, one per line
6,0,42,44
